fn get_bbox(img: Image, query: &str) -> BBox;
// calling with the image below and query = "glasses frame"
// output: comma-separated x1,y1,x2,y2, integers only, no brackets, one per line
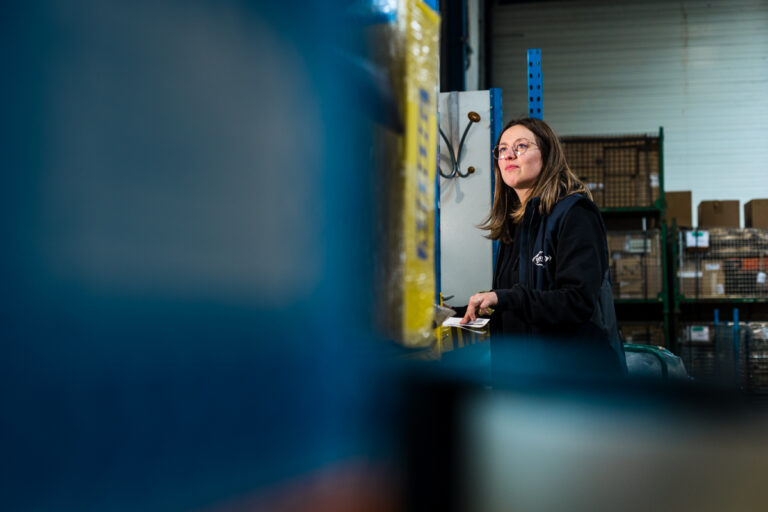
492,139,538,160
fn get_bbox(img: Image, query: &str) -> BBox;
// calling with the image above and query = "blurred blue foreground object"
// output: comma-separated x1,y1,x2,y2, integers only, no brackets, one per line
0,1,393,511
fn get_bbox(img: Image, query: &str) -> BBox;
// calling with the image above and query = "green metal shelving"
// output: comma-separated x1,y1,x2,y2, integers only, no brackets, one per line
679,298,768,304
671,221,768,358
597,127,671,348
562,127,670,347
601,207,663,214
615,298,664,304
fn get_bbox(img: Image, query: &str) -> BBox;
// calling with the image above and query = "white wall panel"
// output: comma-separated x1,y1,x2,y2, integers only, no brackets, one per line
492,0,768,225
439,90,494,305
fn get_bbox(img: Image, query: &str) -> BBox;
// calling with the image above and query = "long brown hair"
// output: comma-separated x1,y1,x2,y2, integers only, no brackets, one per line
481,117,592,243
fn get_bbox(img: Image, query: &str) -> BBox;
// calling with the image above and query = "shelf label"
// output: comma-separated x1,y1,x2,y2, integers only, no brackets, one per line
690,325,710,342
704,263,721,271
650,173,659,188
758,272,767,284
626,237,652,254
685,230,709,249
678,271,703,278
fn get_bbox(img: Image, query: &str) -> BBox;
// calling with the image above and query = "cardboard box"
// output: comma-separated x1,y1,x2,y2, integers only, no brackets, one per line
619,323,666,346
565,138,659,208
678,261,726,297
698,200,739,228
618,280,644,297
617,278,662,299
614,255,662,298
609,232,663,300
616,256,643,280
665,191,692,228
604,174,658,208
607,232,659,258
745,199,768,228
607,233,625,255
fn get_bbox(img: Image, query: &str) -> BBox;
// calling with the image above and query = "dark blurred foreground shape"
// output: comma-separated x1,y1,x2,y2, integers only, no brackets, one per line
403,353,768,512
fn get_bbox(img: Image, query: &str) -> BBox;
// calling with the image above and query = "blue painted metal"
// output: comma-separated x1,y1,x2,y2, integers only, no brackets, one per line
345,0,399,24
430,0,439,301
490,87,503,271
422,0,439,12
527,48,543,119
1,2,387,510
714,308,719,325
461,0,467,91
435,113,442,302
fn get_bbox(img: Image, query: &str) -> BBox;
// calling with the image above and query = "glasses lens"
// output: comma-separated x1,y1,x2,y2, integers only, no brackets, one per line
493,146,507,160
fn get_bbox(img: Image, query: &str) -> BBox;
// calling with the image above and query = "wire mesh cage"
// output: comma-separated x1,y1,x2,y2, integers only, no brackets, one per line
678,323,716,382
619,321,665,347
678,322,749,390
607,230,662,300
678,228,768,298
561,135,660,208
744,323,768,396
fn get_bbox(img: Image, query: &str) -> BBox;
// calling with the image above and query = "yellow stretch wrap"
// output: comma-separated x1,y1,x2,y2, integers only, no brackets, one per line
401,0,439,347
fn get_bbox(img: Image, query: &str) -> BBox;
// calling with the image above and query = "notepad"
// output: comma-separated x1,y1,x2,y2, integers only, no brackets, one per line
442,317,490,328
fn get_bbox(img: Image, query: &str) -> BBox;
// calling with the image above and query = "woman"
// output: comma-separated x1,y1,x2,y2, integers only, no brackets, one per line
460,117,626,374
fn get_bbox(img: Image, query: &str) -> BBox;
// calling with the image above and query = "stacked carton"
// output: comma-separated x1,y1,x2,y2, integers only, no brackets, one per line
698,200,739,228
679,228,768,298
563,136,660,208
608,230,662,299
745,199,768,228
665,191,692,228
678,261,726,297
619,322,665,346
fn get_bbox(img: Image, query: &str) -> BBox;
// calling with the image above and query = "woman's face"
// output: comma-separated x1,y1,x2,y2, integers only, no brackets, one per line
497,124,543,197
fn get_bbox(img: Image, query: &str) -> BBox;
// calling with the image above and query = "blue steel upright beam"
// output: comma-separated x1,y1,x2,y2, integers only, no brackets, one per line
490,87,503,271
431,0,440,302
527,48,542,119
435,112,441,302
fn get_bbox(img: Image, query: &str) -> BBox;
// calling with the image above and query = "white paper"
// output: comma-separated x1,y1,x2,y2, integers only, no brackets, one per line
758,272,767,284
690,326,710,342
443,317,490,328
705,263,721,271
685,230,709,249
626,237,652,254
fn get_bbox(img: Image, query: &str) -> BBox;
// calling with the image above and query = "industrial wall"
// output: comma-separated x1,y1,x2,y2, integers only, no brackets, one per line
491,0,768,226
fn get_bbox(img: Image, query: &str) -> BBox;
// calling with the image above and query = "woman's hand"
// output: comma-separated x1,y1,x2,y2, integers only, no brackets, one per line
461,291,498,324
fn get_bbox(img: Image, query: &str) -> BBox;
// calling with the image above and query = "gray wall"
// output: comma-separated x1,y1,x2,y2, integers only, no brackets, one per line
492,0,768,225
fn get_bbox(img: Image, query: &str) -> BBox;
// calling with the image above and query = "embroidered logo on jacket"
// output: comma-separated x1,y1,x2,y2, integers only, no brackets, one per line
532,251,552,267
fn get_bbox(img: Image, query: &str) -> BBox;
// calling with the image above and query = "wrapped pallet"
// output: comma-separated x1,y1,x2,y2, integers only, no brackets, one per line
369,0,440,347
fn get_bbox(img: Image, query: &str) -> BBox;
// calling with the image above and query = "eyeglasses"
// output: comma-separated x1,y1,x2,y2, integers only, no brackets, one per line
492,140,538,160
